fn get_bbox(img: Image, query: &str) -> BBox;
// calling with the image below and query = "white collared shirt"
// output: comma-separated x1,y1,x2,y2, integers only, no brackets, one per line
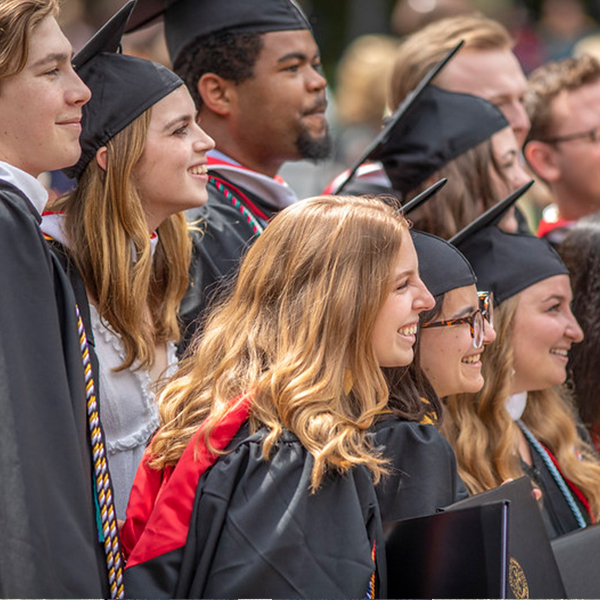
0,161,49,216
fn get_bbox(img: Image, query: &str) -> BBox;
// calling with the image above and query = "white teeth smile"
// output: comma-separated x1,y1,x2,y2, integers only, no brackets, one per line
188,165,207,175
399,325,418,336
462,354,481,364
550,348,568,357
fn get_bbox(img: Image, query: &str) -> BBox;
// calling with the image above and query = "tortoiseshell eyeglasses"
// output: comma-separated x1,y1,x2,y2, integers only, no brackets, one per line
421,308,485,349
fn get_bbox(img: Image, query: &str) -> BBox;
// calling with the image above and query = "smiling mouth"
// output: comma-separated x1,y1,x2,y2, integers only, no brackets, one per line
462,353,482,365
550,348,569,357
399,324,418,336
188,165,207,175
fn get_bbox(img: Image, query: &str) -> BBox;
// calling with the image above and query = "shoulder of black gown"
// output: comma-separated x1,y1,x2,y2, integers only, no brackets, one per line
370,416,468,522
179,173,274,352
125,428,386,599
0,182,107,597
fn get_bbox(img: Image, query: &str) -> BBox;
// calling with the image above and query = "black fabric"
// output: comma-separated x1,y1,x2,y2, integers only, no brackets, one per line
125,426,386,598
371,416,468,523
521,441,591,539
411,230,476,297
65,1,182,180
125,0,310,65
179,174,279,352
370,86,508,196
0,181,107,597
456,226,568,306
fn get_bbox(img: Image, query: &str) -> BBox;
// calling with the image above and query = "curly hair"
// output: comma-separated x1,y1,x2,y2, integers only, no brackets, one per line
150,195,414,491
525,54,600,144
559,213,600,428
173,30,264,110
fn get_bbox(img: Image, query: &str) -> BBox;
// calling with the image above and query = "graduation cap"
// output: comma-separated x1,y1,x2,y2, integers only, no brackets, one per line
124,0,310,66
333,41,508,195
64,0,183,180
450,181,568,305
412,230,476,297
375,86,508,197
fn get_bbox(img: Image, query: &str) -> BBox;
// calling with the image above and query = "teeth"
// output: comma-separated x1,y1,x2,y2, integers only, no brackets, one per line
188,165,207,175
550,348,568,357
462,354,481,364
399,325,417,336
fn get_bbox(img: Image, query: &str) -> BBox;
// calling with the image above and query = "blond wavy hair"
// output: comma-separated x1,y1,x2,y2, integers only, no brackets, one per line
441,294,600,518
0,0,58,85
151,195,410,490
53,110,191,371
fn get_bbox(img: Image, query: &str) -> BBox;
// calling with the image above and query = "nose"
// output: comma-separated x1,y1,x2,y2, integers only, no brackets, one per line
566,310,584,344
66,67,91,106
307,65,327,93
511,160,531,190
482,318,497,345
192,122,215,153
415,277,435,312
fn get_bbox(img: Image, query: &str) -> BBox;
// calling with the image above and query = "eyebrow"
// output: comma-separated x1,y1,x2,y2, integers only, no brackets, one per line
30,51,72,69
541,294,565,303
277,49,321,64
393,269,414,284
451,305,477,319
162,114,194,132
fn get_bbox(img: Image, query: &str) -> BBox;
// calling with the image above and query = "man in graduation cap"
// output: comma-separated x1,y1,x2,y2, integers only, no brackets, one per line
0,0,117,597
126,0,331,347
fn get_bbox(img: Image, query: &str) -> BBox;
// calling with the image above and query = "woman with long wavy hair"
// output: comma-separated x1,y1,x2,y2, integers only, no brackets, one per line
442,215,600,538
41,4,214,520
121,195,434,598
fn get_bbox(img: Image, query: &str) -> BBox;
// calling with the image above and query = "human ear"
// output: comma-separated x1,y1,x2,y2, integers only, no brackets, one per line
197,73,235,116
95,146,108,171
524,140,561,183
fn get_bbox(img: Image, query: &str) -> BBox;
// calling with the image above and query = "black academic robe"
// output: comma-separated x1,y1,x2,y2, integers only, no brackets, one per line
521,439,592,539
0,181,107,598
125,426,386,599
180,173,280,351
371,416,468,523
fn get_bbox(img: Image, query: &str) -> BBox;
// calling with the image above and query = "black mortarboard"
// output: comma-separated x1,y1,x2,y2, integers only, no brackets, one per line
451,181,568,305
412,230,476,297
333,41,465,195
124,0,310,66
64,0,183,180
374,86,508,196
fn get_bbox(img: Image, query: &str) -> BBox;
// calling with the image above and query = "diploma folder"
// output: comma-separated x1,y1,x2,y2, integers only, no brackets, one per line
385,500,509,598
447,476,566,598
551,523,600,598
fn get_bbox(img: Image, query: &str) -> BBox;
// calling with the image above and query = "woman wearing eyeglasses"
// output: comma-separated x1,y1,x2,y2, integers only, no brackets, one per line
371,230,495,523
418,242,496,400
441,206,600,539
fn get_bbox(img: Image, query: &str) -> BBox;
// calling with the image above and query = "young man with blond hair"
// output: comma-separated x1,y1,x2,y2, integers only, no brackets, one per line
524,54,600,243
390,14,530,146
0,0,113,596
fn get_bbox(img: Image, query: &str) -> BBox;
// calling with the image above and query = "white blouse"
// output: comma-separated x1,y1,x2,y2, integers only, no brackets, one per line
90,304,177,519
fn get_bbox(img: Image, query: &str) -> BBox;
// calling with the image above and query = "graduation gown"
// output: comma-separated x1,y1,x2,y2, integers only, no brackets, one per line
0,181,107,597
180,172,281,351
521,438,593,539
371,415,468,523
124,423,386,599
